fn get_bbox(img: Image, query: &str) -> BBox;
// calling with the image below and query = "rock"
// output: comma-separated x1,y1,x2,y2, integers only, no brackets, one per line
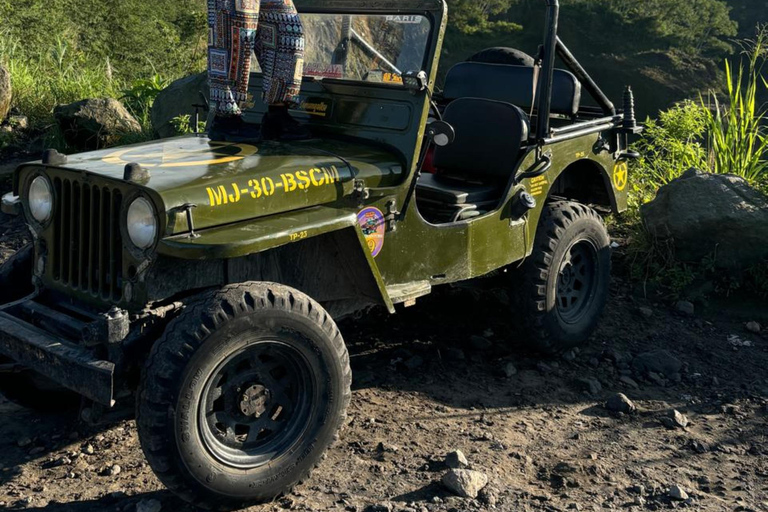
638,306,654,318
537,362,554,375
444,347,465,361
562,349,577,361
746,321,761,334
669,485,689,501
363,504,392,512
641,169,768,271
54,98,141,150
503,362,518,378
0,66,10,121
136,498,162,512
469,335,493,351
103,464,122,477
17,437,32,448
441,468,488,498
577,377,602,395
478,486,498,507
660,409,689,429
445,449,469,469
376,442,399,453
82,444,95,455
631,350,682,378
675,300,695,316
619,376,640,389
8,115,28,131
151,72,209,138
605,393,637,414
52,456,71,468
403,356,424,370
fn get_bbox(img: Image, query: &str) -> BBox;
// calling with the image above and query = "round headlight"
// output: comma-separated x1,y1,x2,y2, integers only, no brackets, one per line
127,197,158,250
28,176,53,224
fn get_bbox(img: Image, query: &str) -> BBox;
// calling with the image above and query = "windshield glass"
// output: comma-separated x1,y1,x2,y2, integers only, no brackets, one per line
299,14,431,84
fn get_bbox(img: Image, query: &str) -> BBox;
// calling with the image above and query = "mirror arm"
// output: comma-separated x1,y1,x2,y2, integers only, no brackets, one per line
514,153,552,185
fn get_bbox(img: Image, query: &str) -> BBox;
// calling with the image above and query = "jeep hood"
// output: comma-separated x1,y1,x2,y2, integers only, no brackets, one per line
45,135,404,234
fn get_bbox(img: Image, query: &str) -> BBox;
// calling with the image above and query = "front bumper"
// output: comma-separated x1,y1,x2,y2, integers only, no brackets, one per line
0,309,115,406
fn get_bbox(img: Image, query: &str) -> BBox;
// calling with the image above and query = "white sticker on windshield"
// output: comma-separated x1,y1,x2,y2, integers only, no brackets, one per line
385,15,423,24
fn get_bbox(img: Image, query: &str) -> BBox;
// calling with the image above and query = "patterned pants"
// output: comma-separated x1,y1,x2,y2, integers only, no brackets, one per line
208,0,305,116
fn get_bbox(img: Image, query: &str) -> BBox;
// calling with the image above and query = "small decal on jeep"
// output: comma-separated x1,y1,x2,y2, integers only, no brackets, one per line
613,161,628,191
357,207,385,257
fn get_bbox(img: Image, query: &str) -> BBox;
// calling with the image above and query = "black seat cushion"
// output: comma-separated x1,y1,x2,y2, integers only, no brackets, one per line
431,97,529,179
443,62,582,117
417,174,500,205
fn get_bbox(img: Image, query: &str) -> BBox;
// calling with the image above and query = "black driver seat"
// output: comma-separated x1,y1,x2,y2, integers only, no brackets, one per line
416,97,530,223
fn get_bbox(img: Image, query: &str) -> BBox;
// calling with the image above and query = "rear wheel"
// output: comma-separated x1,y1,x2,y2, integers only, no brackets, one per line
136,282,351,510
519,201,611,352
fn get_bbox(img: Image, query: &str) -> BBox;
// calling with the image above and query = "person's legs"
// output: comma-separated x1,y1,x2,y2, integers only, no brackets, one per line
207,0,261,140
254,0,310,140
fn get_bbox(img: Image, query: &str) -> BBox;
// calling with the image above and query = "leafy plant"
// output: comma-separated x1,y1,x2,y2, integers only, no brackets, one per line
630,100,708,200
702,25,768,184
170,115,206,135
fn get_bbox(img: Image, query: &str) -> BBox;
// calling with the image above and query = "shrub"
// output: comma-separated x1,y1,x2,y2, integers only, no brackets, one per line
702,26,768,184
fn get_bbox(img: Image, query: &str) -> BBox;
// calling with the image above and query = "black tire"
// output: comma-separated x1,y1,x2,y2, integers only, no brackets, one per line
0,243,34,305
0,361,80,412
468,47,535,67
520,201,611,353
136,282,351,510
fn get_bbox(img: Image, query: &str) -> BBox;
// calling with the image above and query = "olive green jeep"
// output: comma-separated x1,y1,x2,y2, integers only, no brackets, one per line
0,0,640,507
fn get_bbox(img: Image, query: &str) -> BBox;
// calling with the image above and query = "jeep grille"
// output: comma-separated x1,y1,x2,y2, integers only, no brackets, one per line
51,178,124,301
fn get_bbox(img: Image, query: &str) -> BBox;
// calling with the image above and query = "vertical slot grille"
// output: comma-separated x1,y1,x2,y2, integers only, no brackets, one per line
51,178,123,301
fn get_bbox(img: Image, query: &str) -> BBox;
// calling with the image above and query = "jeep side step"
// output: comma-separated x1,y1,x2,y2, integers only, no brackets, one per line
386,281,431,306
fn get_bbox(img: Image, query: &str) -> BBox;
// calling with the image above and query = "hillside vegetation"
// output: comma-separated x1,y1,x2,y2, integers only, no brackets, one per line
0,0,765,136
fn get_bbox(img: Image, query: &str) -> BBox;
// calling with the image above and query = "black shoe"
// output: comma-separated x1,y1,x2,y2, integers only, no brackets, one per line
261,106,311,141
208,115,261,143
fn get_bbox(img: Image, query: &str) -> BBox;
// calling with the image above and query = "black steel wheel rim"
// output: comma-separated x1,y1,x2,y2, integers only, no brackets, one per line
555,239,599,324
198,339,315,469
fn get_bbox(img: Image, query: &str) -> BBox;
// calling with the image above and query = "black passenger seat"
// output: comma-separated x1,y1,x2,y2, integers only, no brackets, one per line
416,97,529,223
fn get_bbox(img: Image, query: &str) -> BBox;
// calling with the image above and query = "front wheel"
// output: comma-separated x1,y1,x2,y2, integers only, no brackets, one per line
519,201,611,353
136,282,351,510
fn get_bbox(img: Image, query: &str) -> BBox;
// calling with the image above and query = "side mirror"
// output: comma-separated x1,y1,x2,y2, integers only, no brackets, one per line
427,120,455,147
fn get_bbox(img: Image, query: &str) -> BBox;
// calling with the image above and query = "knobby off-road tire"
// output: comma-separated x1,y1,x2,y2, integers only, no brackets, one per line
0,245,78,411
520,201,611,353
0,360,80,412
0,243,34,304
136,282,352,510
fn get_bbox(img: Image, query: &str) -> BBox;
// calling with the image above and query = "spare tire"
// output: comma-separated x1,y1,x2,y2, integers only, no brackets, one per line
468,47,535,67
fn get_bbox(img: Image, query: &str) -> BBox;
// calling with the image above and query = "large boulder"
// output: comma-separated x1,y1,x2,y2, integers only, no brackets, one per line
641,169,768,270
0,65,11,121
151,73,209,139
54,98,141,150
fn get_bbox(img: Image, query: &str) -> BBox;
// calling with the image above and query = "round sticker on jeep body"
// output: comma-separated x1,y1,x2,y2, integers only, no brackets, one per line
357,207,385,257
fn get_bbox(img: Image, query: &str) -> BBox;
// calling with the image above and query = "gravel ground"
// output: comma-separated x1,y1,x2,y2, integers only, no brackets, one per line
0,188,767,512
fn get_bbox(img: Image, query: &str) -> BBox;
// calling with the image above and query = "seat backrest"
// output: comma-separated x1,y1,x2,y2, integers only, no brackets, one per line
443,62,582,117
432,97,529,179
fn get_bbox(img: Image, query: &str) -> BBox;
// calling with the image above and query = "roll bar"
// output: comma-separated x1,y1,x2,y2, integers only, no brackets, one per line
536,0,616,142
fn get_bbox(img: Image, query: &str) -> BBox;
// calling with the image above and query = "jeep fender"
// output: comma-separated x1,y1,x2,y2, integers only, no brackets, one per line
156,206,394,315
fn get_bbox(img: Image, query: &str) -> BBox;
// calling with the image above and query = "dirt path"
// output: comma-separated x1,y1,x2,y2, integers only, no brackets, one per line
0,210,767,512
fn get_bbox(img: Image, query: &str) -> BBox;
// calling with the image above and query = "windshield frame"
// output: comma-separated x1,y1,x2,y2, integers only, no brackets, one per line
251,0,444,92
